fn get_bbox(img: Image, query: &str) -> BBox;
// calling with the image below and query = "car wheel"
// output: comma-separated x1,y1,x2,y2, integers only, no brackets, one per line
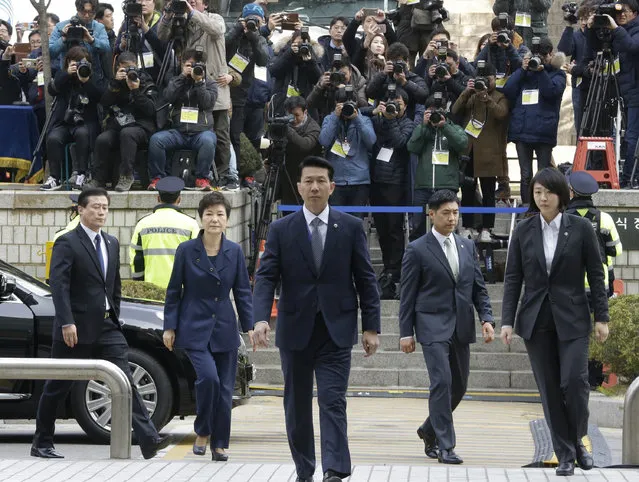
71,349,174,443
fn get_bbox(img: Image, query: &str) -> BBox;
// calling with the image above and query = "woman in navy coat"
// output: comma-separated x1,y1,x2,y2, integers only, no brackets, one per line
163,192,254,461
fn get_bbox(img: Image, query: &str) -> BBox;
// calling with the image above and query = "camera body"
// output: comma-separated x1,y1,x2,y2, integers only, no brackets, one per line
421,0,449,23
434,47,450,79
65,93,89,126
329,54,346,86
124,0,143,17
474,60,489,91
125,66,139,82
385,83,399,115
170,0,188,14
528,37,542,70
497,12,511,44
67,16,86,43
298,27,312,57
594,3,622,28
192,62,205,77
268,114,294,147
429,91,446,124
337,85,357,118
245,17,259,32
561,2,579,24
77,58,92,78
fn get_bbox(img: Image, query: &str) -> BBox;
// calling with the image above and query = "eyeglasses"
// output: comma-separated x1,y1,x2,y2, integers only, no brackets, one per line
78,9,95,17
617,7,634,14
331,25,347,31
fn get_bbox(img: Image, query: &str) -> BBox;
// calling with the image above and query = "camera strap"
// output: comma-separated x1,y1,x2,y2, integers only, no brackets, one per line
465,103,487,138
287,66,301,97
432,130,449,165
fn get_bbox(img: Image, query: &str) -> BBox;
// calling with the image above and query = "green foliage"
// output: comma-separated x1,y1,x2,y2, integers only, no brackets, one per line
238,133,263,178
589,295,639,381
121,280,166,302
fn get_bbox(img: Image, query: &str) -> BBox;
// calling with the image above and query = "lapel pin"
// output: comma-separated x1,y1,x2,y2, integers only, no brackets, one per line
461,244,464,248
334,223,338,228
564,232,568,236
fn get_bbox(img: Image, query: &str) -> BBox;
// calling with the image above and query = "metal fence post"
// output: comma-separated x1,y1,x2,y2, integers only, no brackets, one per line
0,358,132,459
622,376,639,465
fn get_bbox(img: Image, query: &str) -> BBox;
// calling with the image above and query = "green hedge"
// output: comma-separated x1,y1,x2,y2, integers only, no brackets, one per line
589,295,639,381
121,280,166,302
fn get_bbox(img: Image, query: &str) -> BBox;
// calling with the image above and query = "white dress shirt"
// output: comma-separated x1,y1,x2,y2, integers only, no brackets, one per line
303,204,330,248
81,223,110,311
541,213,562,275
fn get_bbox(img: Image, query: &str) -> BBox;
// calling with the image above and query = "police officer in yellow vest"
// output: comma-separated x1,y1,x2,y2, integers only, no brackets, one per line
566,171,622,298
130,177,200,289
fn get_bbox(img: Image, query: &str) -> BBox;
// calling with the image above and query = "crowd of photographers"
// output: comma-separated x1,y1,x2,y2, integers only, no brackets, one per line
1,0,638,293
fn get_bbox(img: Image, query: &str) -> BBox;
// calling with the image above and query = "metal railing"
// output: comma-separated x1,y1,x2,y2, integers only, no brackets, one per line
0,358,132,459
623,376,639,465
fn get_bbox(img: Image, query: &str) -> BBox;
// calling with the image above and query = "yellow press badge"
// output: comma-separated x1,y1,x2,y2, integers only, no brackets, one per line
180,107,199,124
575,76,582,88
331,140,350,158
37,71,44,86
406,0,420,4
515,11,531,27
229,52,250,73
139,51,154,68
368,98,375,106
287,84,301,98
465,119,484,138
432,150,449,166
613,56,621,75
522,89,539,105
495,74,508,89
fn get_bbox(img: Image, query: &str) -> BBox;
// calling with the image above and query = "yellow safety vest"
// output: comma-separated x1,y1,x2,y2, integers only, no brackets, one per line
45,217,81,280
129,206,200,289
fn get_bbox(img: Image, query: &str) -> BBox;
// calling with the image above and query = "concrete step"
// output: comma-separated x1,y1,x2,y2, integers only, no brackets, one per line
253,366,537,390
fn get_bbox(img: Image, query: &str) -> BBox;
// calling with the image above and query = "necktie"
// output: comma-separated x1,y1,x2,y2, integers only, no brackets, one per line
444,237,459,281
94,234,106,279
310,217,324,271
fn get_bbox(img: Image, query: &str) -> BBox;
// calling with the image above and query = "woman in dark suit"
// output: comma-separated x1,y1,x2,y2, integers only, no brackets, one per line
500,168,609,477
163,192,254,461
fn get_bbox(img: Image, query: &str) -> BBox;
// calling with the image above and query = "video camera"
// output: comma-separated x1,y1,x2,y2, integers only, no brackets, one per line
420,0,449,24
561,2,578,24
336,85,357,117
429,91,446,124
170,0,188,14
385,83,399,115
267,114,294,146
497,12,511,44
392,60,407,75
528,37,542,70
124,0,142,17
299,27,312,57
474,60,488,91
594,3,622,28
66,16,86,43
122,0,143,51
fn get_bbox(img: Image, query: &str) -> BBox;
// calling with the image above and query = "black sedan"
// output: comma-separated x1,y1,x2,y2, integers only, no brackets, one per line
0,260,253,443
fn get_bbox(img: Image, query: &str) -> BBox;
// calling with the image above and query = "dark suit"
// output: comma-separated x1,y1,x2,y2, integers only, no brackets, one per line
502,213,609,463
399,231,493,450
33,224,159,450
253,208,380,479
164,234,253,448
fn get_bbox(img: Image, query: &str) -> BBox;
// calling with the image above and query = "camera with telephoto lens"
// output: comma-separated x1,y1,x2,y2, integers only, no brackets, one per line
429,91,446,124
268,114,294,145
66,16,86,43
170,0,188,14
329,54,346,85
299,27,312,57
561,2,578,24
336,85,357,118
77,58,92,78
528,37,542,70
191,46,205,77
434,46,449,78
474,60,488,91
594,3,622,28
125,66,139,82
245,16,259,32
497,12,511,44
124,0,142,17
385,83,399,115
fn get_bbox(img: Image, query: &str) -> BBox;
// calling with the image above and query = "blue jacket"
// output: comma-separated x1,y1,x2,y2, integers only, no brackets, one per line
164,233,254,352
319,112,376,186
475,43,525,77
253,208,381,350
49,19,111,87
502,57,566,146
558,26,588,91
612,16,639,108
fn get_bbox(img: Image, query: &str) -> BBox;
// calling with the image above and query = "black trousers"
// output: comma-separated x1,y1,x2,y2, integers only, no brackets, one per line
371,182,405,278
230,103,246,166
33,321,158,449
93,127,149,181
524,298,590,463
330,185,370,219
213,109,231,179
419,334,470,450
46,125,92,179
515,142,553,204
461,177,497,230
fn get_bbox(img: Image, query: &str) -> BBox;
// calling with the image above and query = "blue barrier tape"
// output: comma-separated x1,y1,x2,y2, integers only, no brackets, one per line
278,205,528,214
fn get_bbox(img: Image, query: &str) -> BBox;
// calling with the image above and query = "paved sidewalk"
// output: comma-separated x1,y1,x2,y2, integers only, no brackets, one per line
0,460,638,482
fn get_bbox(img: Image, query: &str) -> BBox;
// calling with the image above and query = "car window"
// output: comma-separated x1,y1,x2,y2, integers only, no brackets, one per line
0,261,51,298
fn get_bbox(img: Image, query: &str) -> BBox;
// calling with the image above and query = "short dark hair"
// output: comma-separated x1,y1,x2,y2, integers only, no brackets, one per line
387,42,410,62
298,156,334,182
0,20,12,36
78,187,110,207
28,30,41,41
393,86,409,105
116,51,137,66
537,37,553,56
95,3,114,19
446,49,459,62
198,192,231,219
159,191,180,204
284,95,307,112
47,13,61,24
63,46,90,69
424,93,447,109
528,167,570,212
182,48,207,64
622,0,638,12
75,0,99,12
491,16,513,31
330,16,347,27
428,190,459,211
429,27,450,40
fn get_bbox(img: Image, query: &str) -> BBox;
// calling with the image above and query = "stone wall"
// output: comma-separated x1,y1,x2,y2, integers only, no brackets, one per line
0,190,251,280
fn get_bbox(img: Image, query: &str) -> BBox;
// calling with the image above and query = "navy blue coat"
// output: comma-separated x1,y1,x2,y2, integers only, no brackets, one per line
164,233,254,352
612,17,639,108
252,208,381,351
502,60,566,146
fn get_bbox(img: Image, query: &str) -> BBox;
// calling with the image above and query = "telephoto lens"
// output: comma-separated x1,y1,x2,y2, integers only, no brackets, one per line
77,59,92,78
193,63,205,77
126,67,139,82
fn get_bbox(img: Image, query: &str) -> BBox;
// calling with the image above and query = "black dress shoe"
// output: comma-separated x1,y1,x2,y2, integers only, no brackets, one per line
212,450,229,462
323,470,342,481
140,435,171,460
438,448,463,465
30,446,64,458
417,427,439,459
192,442,206,456
556,461,575,476
576,442,594,470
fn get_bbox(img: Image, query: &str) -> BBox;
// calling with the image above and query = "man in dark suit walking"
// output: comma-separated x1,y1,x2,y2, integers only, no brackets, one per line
399,190,495,464
252,156,381,482
31,187,169,459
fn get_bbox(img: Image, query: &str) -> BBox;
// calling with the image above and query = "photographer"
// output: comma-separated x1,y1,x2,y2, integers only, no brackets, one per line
344,9,397,76
95,3,116,51
280,96,322,205
587,2,639,187
158,0,236,188
416,28,477,78
318,16,348,72
424,48,470,108
268,28,323,118
363,33,388,80
49,0,111,88
41,46,104,191
407,94,468,240
475,16,526,89
368,88,414,299
147,49,218,191
0,26,21,105
225,4,269,174
115,0,169,85
502,37,566,205
318,91,377,208
391,0,439,66
452,62,510,242
492,0,552,47
307,53,367,122
558,5,592,136
11,46,46,128
87,52,158,192
366,42,429,120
